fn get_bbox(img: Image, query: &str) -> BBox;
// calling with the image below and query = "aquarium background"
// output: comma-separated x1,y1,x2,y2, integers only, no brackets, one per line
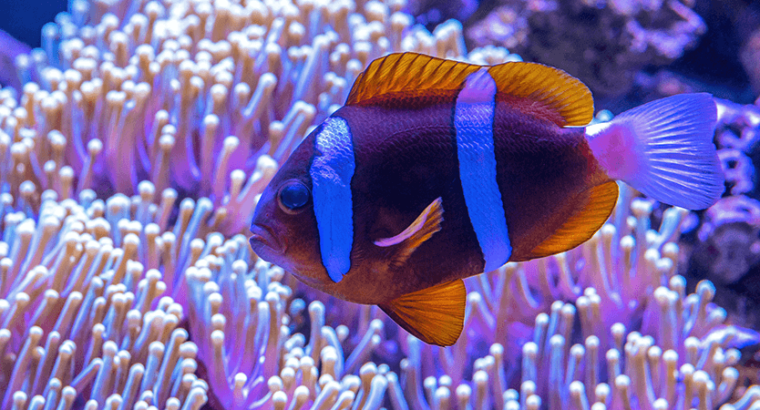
1,0,760,409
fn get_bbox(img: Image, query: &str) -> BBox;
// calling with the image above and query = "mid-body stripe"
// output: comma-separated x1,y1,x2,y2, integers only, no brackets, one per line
310,117,356,283
454,69,512,272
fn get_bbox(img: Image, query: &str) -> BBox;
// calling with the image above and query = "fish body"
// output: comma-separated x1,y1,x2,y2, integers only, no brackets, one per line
249,53,724,346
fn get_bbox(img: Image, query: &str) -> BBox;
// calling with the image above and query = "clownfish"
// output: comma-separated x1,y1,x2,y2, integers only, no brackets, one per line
249,53,724,346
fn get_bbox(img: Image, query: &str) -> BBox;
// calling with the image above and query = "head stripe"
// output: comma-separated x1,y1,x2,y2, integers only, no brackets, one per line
454,69,512,272
310,117,356,283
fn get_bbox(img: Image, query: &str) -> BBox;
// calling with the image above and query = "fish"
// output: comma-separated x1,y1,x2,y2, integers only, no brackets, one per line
249,52,724,346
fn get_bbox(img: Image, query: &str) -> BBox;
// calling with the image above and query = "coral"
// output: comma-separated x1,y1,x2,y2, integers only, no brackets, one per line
716,98,760,156
713,98,760,198
685,98,760,285
687,194,760,331
465,0,706,97
693,195,760,285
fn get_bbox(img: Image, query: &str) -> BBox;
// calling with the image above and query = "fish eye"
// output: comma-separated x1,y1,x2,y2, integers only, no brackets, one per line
278,181,310,214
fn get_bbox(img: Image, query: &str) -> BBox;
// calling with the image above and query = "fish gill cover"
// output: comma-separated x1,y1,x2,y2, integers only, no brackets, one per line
0,0,759,409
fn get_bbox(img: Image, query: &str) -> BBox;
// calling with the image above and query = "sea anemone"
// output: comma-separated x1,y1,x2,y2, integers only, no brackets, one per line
0,0,759,409
0,189,209,409
0,0,518,237
299,184,760,410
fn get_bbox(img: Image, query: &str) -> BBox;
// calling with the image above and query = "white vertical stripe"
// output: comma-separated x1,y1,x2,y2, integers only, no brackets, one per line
310,117,355,283
455,69,512,272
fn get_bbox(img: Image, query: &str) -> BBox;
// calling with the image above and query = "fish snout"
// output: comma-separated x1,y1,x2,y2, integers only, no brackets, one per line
249,223,285,256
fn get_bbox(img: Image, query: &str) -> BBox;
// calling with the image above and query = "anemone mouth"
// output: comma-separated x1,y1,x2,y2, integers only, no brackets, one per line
249,223,284,256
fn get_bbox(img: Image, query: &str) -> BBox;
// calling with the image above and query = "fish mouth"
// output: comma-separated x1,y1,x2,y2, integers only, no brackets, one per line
249,223,284,255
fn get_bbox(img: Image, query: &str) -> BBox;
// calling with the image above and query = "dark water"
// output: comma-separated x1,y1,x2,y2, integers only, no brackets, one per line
0,0,68,47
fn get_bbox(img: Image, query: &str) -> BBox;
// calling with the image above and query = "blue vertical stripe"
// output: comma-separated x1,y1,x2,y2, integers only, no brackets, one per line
455,69,512,272
310,117,356,283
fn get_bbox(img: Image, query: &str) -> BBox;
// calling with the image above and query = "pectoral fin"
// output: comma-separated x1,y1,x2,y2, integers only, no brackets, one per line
379,279,466,346
375,197,444,268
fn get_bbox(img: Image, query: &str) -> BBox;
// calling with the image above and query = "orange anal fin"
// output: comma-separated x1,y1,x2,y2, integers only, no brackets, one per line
524,181,619,260
379,279,466,346
375,197,444,268
488,62,593,126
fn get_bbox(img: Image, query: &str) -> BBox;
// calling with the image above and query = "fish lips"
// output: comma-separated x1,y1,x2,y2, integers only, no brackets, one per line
249,223,285,257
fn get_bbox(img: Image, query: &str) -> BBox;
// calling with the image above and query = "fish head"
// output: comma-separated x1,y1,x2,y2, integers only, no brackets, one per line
249,133,329,287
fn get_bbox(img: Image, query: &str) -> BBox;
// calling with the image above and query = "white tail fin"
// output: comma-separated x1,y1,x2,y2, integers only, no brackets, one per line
585,93,724,210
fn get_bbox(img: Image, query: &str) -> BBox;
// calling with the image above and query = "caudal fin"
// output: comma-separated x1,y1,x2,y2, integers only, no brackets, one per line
585,93,724,210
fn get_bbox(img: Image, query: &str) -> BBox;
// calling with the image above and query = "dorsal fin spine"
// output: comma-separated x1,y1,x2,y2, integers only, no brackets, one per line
347,53,593,126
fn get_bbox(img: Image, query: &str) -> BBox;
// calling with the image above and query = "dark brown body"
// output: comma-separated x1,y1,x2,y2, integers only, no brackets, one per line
284,100,610,304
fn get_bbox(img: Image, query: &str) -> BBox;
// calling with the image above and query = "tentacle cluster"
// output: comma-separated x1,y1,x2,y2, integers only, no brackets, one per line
0,0,757,410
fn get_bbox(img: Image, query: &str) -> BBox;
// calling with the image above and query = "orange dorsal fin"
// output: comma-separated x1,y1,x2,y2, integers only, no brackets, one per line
379,279,466,346
375,197,444,268
525,181,619,259
346,53,594,126
487,62,593,126
346,53,480,106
